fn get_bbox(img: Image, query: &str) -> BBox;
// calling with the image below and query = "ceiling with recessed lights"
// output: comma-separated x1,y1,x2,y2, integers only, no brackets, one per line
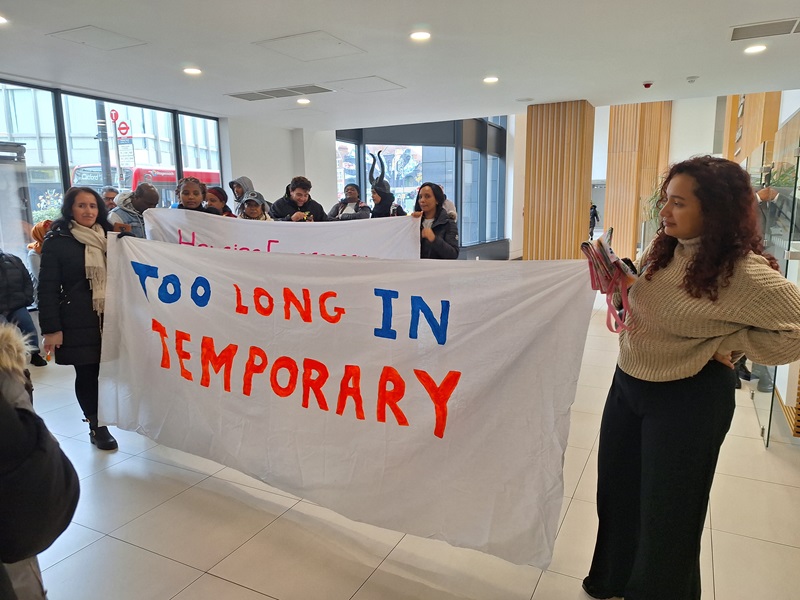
0,1,798,130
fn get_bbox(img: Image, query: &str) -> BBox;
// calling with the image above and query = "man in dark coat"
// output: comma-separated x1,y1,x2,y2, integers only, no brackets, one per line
269,176,328,222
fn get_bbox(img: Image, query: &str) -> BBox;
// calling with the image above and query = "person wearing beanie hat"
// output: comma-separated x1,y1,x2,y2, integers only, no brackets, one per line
328,183,371,220
237,190,273,221
205,186,235,217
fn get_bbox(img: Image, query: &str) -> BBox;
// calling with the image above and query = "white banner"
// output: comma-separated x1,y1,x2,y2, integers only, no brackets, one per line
144,208,420,259
99,236,595,566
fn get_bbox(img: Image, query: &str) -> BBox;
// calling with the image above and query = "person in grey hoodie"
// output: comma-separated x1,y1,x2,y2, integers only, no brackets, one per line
107,183,160,238
228,176,254,205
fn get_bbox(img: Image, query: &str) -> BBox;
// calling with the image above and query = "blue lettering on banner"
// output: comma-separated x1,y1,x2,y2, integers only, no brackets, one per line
129,261,212,307
373,288,399,340
410,296,450,345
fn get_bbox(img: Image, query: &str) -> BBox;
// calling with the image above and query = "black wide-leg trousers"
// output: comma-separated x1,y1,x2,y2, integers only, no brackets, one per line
586,361,736,600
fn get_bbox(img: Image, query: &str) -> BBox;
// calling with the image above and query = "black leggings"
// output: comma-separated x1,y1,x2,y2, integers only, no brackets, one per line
587,361,736,600
73,363,100,419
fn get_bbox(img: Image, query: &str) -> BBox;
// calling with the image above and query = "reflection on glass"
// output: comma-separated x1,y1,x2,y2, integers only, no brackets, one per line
336,140,357,201
462,149,480,245
0,84,63,256
363,144,455,215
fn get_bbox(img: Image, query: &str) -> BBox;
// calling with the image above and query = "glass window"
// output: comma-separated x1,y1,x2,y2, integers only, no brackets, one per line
179,114,222,200
0,83,63,257
363,144,455,213
486,155,501,241
336,140,358,200
461,149,481,245
64,95,179,207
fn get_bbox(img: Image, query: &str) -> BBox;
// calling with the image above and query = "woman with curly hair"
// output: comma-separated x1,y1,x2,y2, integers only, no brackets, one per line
583,156,800,600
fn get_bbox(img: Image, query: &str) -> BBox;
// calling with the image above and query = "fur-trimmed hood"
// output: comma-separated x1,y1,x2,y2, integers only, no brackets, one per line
0,322,31,380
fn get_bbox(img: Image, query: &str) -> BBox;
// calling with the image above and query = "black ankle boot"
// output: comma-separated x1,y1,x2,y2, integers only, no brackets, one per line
86,416,118,450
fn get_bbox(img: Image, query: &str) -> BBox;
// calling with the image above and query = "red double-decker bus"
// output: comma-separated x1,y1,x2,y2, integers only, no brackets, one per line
71,164,221,207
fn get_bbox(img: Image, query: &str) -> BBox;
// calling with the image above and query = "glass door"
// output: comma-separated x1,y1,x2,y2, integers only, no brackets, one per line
757,109,800,446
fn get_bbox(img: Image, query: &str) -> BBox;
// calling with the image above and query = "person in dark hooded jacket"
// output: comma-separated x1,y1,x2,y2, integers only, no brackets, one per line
269,176,327,222
411,182,459,259
0,323,79,600
0,250,47,366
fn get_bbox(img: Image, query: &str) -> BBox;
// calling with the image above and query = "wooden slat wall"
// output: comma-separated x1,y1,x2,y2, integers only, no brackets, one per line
522,100,594,260
605,101,671,258
722,91,782,161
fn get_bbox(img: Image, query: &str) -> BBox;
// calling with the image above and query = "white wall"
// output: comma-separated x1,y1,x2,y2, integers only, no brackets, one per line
221,119,338,209
508,112,527,259
220,117,295,202
291,129,339,211
779,89,800,127
668,97,717,163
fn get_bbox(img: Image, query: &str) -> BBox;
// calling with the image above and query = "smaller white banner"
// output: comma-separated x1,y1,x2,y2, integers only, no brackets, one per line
144,209,420,259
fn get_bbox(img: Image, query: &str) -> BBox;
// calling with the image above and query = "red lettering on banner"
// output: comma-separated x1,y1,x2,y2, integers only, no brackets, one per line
270,356,299,397
413,370,462,439
302,358,329,410
243,346,268,396
234,284,249,315
377,366,408,428
151,318,171,368
175,330,193,381
200,337,238,392
253,287,273,316
337,365,365,420
283,288,312,322
319,291,345,323
147,326,461,437
178,229,196,246
233,285,343,324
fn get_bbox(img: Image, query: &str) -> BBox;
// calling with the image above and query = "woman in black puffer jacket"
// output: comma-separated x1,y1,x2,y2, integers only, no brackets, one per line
39,187,118,450
411,182,459,259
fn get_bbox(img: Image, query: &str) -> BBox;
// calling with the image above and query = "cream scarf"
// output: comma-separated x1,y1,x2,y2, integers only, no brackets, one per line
69,220,107,314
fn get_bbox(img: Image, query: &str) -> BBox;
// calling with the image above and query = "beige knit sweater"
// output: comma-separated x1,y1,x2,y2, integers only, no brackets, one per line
618,236,800,382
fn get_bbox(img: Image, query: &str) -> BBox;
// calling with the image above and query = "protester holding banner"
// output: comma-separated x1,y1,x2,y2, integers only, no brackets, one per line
176,177,220,215
269,176,327,222
583,156,800,600
205,186,236,217
108,182,160,238
38,187,119,451
328,184,371,220
370,187,406,218
236,190,273,221
412,182,459,259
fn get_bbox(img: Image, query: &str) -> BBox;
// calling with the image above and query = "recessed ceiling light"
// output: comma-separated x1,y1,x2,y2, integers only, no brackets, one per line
297,98,311,105
410,31,431,41
483,76,499,84
744,45,766,54
183,67,202,75
0,16,8,24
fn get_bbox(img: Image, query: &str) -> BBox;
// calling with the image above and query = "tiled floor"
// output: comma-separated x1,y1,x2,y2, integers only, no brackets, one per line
28,297,800,599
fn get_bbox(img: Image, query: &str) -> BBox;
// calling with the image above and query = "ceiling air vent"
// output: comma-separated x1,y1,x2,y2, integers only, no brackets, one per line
227,84,334,102
731,19,798,41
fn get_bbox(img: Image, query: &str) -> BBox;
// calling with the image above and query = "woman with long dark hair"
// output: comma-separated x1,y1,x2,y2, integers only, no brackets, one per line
411,182,459,259
583,156,800,600
39,186,118,450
